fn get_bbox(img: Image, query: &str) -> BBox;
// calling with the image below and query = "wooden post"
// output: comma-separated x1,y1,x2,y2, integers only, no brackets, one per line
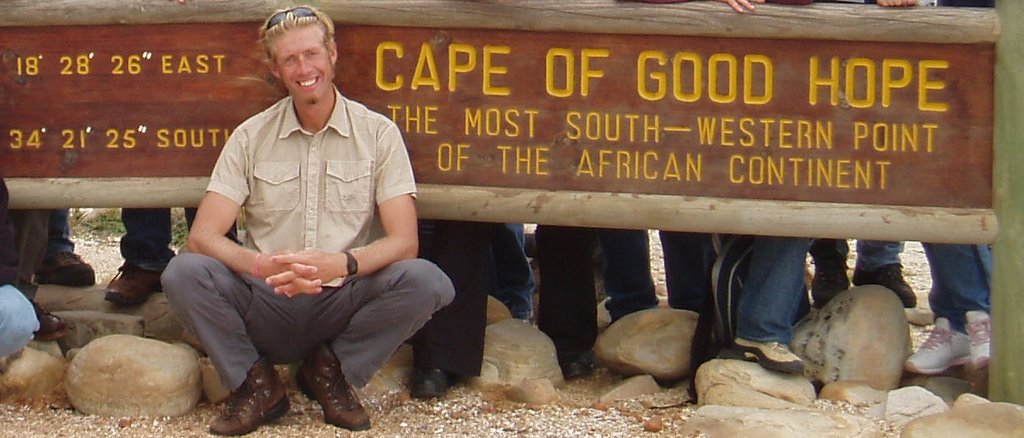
992,2,1024,404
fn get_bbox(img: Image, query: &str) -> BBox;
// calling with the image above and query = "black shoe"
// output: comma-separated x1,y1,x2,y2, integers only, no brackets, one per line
557,350,595,380
410,368,452,399
811,261,849,308
853,264,917,308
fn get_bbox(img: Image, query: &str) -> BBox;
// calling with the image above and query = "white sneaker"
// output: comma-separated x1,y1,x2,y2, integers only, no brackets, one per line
905,317,969,375
965,310,991,369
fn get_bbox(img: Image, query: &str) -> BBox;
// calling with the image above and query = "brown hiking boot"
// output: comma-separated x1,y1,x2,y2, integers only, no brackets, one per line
296,343,371,431
35,252,96,287
31,300,68,341
209,358,289,436
104,263,162,306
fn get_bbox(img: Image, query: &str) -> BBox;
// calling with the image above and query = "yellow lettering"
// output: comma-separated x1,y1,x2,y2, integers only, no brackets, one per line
376,42,404,91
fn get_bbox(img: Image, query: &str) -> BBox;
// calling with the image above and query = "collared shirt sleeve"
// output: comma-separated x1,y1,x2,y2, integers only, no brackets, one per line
373,119,417,204
207,127,252,206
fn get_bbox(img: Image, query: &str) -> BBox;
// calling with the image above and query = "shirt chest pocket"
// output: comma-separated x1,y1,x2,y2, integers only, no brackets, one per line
253,162,301,211
325,160,372,213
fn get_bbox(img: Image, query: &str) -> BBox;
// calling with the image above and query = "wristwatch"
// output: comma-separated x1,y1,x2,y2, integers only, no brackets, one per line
343,249,358,276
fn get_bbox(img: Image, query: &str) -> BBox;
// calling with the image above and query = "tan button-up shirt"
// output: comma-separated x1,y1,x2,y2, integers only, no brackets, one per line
207,88,416,256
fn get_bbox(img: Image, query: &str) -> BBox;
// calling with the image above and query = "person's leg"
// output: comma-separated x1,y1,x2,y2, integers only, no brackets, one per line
323,259,454,388
161,253,293,435
923,244,991,332
660,231,715,312
489,223,535,320
9,209,68,341
905,244,991,374
161,253,266,388
853,240,903,272
8,210,47,299
106,208,174,305
409,220,491,398
598,228,658,320
852,240,916,308
36,208,95,287
536,225,599,378
734,237,812,375
0,284,39,358
808,238,849,307
45,209,74,257
120,208,175,271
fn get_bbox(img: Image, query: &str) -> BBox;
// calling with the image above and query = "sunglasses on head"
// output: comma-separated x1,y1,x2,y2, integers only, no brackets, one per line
265,6,317,30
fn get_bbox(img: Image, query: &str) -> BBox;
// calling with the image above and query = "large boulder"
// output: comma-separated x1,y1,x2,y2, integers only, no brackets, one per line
792,285,910,390
680,405,883,438
66,334,201,417
470,319,563,388
0,347,65,400
903,401,1024,438
694,359,816,409
593,308,698,382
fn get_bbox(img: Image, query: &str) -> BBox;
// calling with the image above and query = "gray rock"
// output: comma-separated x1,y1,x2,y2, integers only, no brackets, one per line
66,334,201,417
694,359,816,409
680,405,883,438
902,402,1024,438
507,378,559,405
598,374,661,403
470,319,563,388
54,310,145,349
593,308,698,382
883,385,948,427
792,285,910,390
0,347,65,400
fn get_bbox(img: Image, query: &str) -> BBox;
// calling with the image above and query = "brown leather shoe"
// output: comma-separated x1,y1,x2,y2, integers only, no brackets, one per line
104,263,162,306
209,358,289,436
296,343,371,431
36,251,96,287
31,300,68,341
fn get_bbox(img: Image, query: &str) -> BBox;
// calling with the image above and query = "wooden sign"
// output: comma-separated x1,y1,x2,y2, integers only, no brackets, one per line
1,22,993,209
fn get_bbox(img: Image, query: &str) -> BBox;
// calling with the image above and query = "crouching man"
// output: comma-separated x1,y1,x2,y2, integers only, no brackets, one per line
161,5,454,435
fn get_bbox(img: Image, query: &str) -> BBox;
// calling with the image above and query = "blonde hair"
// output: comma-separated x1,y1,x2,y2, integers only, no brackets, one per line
258,5,336,62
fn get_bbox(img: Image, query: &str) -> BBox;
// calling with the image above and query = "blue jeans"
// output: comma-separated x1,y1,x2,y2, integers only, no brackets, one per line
923,243,991,332
120,208,196,271
490,224,535,320
659,231,716,312
0,284,38,357
736,237,812,345
855,240,903,271
45,209,75,258
598,229,657,321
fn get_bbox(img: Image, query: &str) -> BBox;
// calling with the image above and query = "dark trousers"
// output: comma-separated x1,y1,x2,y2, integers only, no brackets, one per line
535,225,599,359
410,220,492,377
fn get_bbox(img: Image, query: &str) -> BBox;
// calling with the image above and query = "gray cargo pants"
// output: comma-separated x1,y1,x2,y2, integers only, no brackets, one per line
162,252,454,390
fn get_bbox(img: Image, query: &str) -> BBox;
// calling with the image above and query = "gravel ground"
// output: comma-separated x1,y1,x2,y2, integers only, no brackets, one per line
0,212,935,437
